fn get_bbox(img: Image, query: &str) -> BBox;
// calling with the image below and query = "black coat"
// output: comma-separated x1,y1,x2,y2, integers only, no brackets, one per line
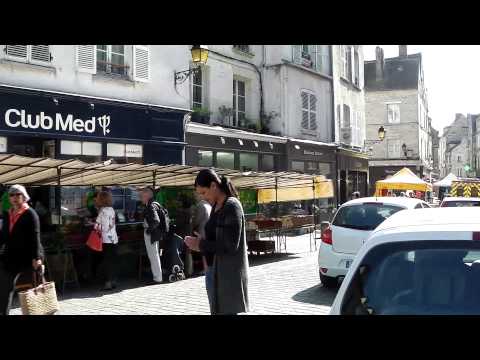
143,200,163,244
200,197,249,315
0,208,44,273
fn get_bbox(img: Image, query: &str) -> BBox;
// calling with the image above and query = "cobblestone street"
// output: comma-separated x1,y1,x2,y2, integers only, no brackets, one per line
11,234,336,315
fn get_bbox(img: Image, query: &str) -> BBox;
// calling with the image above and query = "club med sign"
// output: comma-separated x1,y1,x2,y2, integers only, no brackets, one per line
4,109,111,136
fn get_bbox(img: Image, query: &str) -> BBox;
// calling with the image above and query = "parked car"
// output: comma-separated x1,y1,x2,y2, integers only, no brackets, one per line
439,197,480,207
329,207,480,315
318,197,430,288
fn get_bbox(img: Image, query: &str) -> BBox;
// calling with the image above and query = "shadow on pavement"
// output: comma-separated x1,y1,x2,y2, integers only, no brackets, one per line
292,284,337,307
248,252,302,267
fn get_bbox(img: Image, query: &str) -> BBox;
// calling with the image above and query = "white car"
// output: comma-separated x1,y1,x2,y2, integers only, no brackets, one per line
440,197,480,207
330,207,480,315
318,197,430,288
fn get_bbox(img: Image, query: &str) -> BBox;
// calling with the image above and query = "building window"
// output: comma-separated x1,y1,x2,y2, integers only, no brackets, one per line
240,153,258,171
301,91,317,131
261,154,275,172
5,45,51,65
217,152,235,169
346,46,352,81
291,161,305,173
96,45,127,76
341,45,347,79
354,49,360,87
387,139,402,159
307,162,318,171
458,156,461,162
233,45,250,53
197,150,213,167
192,67,203,109
343,104,351,127
387,103,401,124
233,79,246,127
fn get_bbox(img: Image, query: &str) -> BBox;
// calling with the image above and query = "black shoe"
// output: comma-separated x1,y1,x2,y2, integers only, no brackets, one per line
145,280,162,286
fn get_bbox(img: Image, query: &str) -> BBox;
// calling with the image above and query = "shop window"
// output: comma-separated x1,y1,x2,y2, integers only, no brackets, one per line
0,137,7,153
307,162,318,171
198,150,213,167
217,152,235,170
96,45,127,76
261,154,275,172
61,140,101,158
107,143,143,164
240,153,258,172
292,161,305,173
318,163,332,177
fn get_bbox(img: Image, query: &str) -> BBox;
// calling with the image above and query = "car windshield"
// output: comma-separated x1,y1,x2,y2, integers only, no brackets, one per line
442,201,480,207
340,241,480,315
332,203,403,231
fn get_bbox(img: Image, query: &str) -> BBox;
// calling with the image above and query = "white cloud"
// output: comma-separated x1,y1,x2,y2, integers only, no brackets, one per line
364,45,480,135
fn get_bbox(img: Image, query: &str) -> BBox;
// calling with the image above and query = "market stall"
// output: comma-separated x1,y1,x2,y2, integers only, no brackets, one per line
433,173,458,200
0,154,334,284
374,167,432,198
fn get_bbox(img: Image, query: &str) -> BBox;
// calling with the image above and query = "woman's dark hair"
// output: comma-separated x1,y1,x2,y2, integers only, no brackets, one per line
194,169,238,199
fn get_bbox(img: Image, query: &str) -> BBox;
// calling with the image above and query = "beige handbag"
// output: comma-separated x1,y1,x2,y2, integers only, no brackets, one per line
18,270,59,315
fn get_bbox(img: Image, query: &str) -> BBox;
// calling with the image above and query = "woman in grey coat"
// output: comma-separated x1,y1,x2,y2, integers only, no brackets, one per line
184,169,249,315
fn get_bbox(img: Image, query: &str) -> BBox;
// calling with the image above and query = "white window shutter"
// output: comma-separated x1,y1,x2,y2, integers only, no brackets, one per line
5,45,28,62
76,45,96,74
309,94,317,131
133,45,150,82
30,45,51,64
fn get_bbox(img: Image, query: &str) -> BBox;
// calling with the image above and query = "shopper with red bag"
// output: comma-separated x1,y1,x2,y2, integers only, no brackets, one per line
92,191,118,291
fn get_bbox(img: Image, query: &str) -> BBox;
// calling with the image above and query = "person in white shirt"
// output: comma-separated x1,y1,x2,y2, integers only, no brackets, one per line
95,191,119,291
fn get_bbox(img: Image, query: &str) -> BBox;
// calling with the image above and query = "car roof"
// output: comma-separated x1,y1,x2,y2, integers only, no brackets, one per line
374,207,480,233
340,197,425,208
442,197,480,201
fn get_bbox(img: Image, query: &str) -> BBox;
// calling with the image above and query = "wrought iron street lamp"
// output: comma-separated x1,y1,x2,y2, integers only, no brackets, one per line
174,45,209,86
378,126,385,141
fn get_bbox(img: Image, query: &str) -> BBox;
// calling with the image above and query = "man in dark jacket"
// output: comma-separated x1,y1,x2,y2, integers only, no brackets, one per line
0,185,44,315
141,187,164,284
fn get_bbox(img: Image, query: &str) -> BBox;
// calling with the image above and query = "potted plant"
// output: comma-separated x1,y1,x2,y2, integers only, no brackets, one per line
218,106,233,126
191,107,211,124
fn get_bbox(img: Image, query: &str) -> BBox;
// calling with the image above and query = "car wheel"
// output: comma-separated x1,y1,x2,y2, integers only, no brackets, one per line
320,274,338,289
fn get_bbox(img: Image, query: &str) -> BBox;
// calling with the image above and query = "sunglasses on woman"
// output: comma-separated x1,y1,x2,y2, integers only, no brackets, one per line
9,193,22,198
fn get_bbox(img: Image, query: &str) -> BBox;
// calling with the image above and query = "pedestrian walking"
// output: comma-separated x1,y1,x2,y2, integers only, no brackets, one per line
95,191,118,291
0,185,44,315
141,187,168,284
184,169,249,315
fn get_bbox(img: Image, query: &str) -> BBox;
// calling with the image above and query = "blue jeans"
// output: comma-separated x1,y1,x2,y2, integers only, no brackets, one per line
205,267,214,314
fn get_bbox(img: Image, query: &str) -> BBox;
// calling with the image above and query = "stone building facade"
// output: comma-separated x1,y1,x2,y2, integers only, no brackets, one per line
364,45,432,190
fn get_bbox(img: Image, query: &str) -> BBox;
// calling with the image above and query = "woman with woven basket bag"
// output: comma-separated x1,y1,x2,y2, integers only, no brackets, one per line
0,185,44,315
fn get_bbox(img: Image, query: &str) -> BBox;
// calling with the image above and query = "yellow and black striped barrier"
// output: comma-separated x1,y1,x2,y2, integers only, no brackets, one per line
450,180,480,197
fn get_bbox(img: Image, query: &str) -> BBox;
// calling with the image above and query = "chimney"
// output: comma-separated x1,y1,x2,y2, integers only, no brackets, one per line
399,45,407,57
375,46,384,81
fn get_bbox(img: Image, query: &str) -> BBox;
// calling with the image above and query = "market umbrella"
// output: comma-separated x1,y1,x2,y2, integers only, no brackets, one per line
433,173,458,188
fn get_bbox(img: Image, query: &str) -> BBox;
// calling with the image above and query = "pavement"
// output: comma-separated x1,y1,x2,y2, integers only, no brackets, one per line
10,233,337,315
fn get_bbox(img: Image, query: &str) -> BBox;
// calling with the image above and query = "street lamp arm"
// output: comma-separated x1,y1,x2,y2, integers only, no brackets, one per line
174,66,201,86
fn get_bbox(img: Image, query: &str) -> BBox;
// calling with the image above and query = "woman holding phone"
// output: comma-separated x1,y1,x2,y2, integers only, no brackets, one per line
184,169,249,315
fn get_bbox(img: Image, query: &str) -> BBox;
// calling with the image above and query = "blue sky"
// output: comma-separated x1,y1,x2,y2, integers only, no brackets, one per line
364,45,480,135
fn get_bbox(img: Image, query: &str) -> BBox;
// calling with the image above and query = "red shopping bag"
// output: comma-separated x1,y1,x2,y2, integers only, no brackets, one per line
86,230,103,252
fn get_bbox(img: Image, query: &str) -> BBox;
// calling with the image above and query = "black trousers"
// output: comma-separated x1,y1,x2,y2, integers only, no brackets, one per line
0,263,23,316
102,243,118,284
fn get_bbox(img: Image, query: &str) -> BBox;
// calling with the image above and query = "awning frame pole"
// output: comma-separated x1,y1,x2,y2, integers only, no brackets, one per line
56,167,62,227
275,177,278,218
153,170,157,189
